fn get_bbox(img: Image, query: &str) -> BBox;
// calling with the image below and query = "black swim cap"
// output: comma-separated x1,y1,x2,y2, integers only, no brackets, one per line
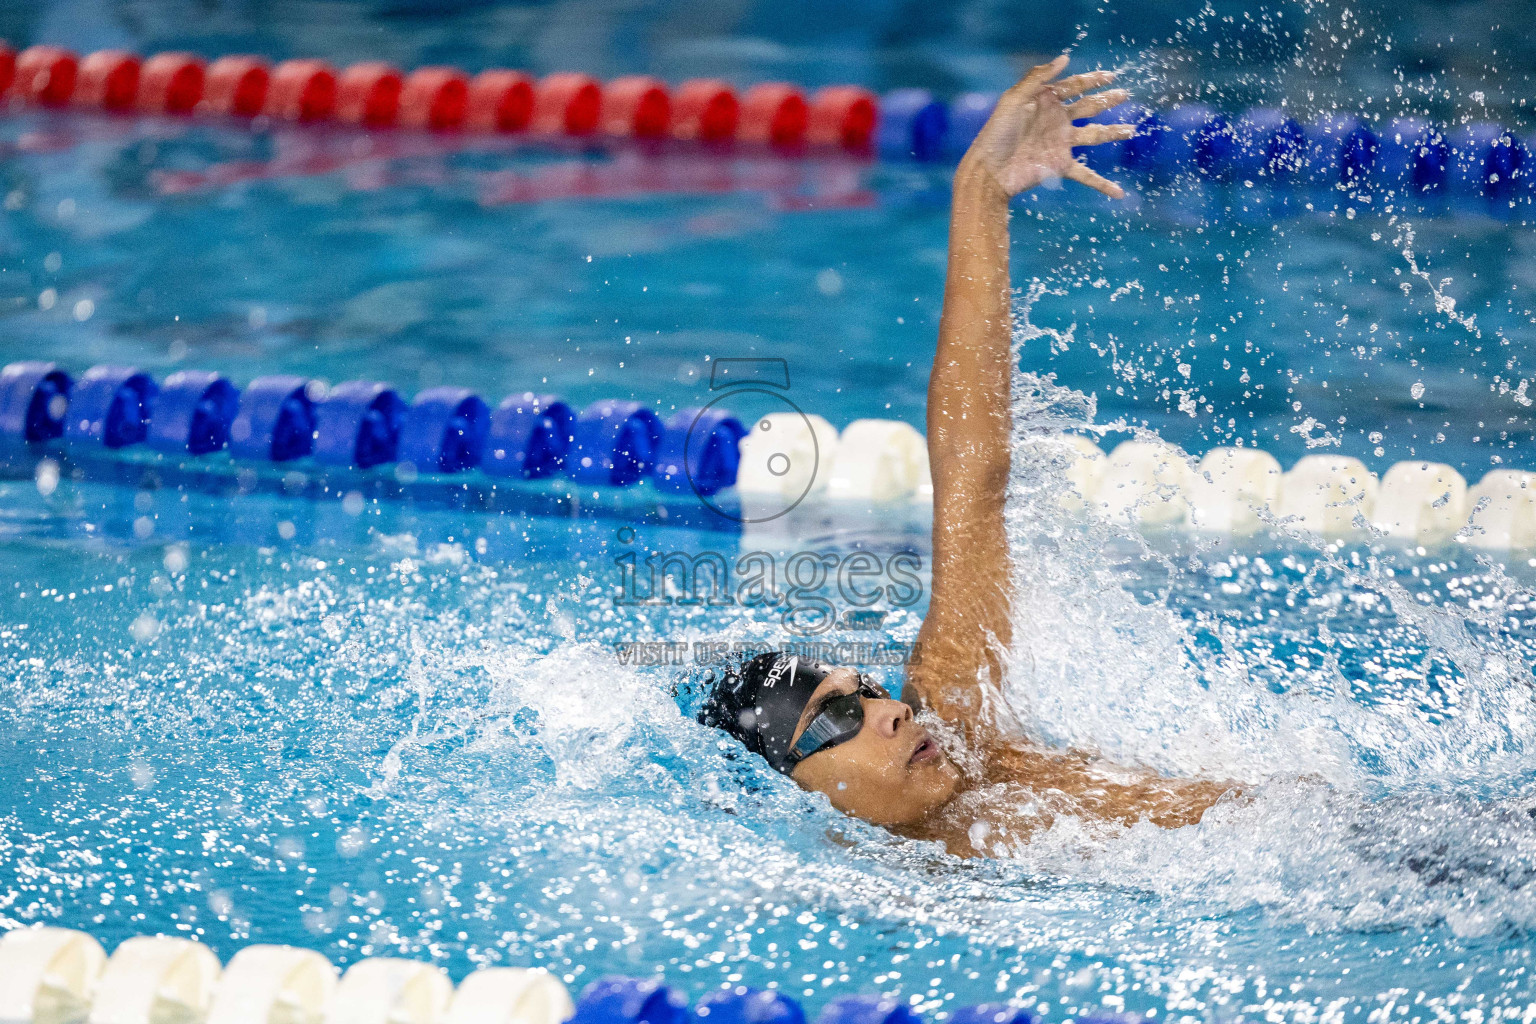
697,652,833,775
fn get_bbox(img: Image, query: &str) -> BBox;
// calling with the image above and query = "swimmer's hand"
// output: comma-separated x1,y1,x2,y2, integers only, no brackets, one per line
961,55,1133,199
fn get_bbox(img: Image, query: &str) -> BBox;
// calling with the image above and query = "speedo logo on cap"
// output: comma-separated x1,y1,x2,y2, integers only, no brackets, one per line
763,655,797,688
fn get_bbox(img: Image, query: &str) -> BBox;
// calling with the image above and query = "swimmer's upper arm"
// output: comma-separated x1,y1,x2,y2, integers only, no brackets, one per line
905,160,1016,722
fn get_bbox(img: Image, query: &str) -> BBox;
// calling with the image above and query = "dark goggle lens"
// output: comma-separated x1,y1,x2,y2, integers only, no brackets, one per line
787,692,866,765
784,675,894,767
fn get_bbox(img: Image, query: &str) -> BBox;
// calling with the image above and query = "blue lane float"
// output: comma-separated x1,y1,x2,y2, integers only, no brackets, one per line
1451,122,1528,198
229,375,315,462
63,365,156,449
944,91,998,159
0,361,72,443
654,407,746,496
1160,103,1235,177
567,399,665,486
1377,117,1448,191
1306,114,1378,188
1,363,749,497
1116,105,1166,172
693,987,805,1024
313,380,406,469
398,386,490,473
1234,107,1305,180
484,391,574,479
1048,100,1531,202
947,1007,1037,1024
816,996,924,1024
570,978,689,1024
877,88,948,162
146,370,239,456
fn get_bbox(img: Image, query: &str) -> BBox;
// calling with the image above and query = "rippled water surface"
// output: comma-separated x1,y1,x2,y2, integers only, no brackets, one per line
6,1,1536,1020
6,418,1536,1021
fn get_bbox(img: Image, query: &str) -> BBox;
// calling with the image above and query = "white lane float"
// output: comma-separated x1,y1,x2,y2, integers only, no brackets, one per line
1369,460,1468,543
1093,439,1194,525
1047,433,1104,511
0,927,107,1024
735,411,839,496
444,969,574,1024
1187,447,1283,534
1275,454,1378,536
825,419,929,503
1464,469,1536,549
88,936,222,1024
325,958,452,1024
205,945,337,1024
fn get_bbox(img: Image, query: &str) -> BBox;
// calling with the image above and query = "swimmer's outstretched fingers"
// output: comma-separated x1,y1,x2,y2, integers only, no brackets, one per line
962,55,1135,200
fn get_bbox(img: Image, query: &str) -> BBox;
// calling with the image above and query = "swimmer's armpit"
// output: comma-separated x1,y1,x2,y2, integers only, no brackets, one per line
961,55,1135,200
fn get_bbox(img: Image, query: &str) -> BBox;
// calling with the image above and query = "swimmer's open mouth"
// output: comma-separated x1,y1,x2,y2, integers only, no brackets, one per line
909,730,940,765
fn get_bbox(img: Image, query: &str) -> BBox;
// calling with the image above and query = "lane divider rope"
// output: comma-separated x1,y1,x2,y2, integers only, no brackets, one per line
2,41,1532,198
0,43,876,157
0,925,1058,1024
3,361,1529,550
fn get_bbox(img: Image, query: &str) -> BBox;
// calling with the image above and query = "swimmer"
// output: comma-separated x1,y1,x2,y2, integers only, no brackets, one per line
697,57,1236,857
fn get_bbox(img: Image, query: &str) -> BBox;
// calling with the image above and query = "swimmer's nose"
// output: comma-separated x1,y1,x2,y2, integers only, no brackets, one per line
867,698,912,740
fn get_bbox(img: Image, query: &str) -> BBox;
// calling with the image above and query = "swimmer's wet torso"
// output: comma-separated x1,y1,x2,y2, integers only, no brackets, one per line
696,57,1238,855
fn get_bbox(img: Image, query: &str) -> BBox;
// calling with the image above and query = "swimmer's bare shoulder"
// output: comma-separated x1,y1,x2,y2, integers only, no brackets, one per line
986,744,1241,828
904,743,1242,856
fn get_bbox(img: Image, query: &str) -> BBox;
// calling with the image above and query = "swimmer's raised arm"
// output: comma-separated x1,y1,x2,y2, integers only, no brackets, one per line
906,57,1132,723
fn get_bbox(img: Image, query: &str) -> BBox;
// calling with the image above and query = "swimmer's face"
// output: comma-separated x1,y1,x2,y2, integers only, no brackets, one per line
787,668,960,827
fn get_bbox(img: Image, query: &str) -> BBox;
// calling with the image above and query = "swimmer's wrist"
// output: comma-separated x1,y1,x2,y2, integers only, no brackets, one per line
954,157,1011,207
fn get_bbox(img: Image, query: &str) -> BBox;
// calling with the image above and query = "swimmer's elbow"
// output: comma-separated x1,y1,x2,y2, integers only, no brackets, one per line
932,451,1011,504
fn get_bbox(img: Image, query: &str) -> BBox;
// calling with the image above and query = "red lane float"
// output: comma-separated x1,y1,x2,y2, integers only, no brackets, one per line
75,50,140,111
265,58,336,121
468,70,534,133
602,75,669,138
671,79,738,142
0,43,879,156
15,46,78,107
336,62,402,126
532,72,601,136
808,86,876,151
400,67,469,130
203,56,269,117
139,52,204,114
739,82,807,148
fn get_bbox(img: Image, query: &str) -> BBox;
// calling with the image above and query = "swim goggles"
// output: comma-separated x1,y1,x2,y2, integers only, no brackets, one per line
784,676,889,767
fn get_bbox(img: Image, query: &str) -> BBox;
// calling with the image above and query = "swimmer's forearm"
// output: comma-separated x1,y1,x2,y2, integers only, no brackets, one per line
929,158,1014,487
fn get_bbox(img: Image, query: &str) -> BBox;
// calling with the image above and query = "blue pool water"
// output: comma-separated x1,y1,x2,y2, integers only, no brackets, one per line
6,1,1536,1021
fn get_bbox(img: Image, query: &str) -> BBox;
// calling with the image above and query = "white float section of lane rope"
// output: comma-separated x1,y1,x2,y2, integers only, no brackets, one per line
1464,470,1536,549
1092,439,1195,525
1054,434,1105,512
1187,447,1283,534
1274,455,1379,536
736,412,840,495
729,418,1536,552
1370,461,1469,544
0,926,107,1024
826,419,929,503
444,969,575,1024
325,959,453,1024
205,945,337,1024
88,936,221,1024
